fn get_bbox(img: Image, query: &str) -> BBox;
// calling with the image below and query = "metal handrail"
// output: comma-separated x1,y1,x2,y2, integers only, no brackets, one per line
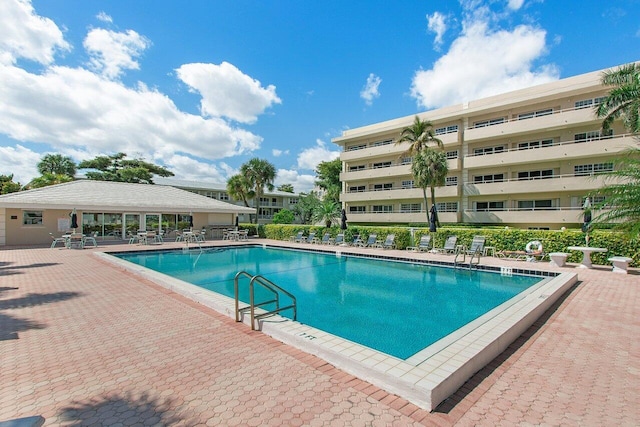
234,271,297,330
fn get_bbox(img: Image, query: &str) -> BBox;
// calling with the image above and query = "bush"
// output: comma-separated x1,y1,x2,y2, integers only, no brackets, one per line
263,224,639,266
272,209,295,224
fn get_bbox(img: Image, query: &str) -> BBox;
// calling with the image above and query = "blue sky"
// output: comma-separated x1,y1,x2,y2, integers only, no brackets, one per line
1,0,638,192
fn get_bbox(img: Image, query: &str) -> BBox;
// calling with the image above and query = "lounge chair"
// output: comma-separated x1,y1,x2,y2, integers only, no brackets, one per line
289,231,303,243
433,235,458,254
406,235,431,252
348,234,362,246
455,236,486,266
301,232,316,243
356,233,377,247
496,250,528,261
317,233,331,244
332,233,345,245
373,234,395,249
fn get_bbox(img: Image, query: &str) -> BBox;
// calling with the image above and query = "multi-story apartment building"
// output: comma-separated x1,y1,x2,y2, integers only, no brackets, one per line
332,65,637,230
155,178,300,224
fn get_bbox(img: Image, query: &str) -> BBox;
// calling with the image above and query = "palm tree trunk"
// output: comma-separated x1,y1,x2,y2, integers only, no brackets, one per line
430,185,439,226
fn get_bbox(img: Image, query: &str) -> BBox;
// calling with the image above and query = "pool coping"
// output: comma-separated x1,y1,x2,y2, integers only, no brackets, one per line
95,245,578,411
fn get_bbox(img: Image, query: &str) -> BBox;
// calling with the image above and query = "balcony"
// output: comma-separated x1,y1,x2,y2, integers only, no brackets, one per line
346,211,458,224
341,186,460,203
465,107,600,142
463,208,586,225
464,133,636,169
464,174,609,196
341,157,461,182
341,131,460,162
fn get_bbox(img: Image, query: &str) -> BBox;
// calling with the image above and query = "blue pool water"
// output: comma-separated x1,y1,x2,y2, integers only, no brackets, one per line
116,246,542,359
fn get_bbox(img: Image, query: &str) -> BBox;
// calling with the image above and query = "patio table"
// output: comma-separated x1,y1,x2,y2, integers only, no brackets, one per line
567,246,608,268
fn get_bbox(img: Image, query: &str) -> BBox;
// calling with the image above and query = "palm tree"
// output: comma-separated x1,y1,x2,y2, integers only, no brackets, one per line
313,200,341,228
227,174,254,208
395,115,443,159
589,148,640,235
240,158,277,224
27,173,74,189
412,149,449,224
596,62,640,133
37,154,77,177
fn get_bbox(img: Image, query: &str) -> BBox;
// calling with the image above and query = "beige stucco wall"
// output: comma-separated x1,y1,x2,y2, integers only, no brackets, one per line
3,208,75,246
0,208,5,246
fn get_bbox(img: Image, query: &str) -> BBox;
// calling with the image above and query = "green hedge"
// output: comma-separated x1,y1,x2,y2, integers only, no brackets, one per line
262,224,639,267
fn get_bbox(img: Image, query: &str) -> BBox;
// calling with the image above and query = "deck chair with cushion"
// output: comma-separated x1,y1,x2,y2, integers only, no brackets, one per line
301,232,316,243
317,233,331,244
332,233,345,245
433,235,458,254
406,235,431,252
348,234,362,246
356,233,377,247
289,231,304,243
373,234,395,249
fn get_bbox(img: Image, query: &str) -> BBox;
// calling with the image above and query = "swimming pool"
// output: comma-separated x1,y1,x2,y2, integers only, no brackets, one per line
101,243,577,411
116,246,541,360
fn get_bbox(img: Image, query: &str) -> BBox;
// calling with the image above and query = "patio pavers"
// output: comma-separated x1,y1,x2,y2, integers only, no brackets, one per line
0,241,638,426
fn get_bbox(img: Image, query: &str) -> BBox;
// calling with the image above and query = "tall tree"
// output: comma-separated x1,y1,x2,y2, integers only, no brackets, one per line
227,174,255,222
596,62,640,133
240,158,277,224
315,158,341,203
27,173,74,189
411,149,449,224
292,192,321,224
589,148,640,235
0,174,21,194
395,115,443,158
277,183,294,193
37,154,77,177
78,152,174,184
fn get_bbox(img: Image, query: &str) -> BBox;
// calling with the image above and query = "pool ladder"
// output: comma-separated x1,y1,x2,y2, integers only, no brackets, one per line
234,271,297,330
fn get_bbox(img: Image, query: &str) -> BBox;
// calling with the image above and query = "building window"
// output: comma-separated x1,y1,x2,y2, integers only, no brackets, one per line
23,211,43,225
436,202,458,212
517,108,553,120
574,130,610,142
435,124,458,135
473,145,506,156
372,205,393,213
400,203,421,213
349,206,366,213
370,139,393,147
348,185,366,193
289,198,299,205
401,180,414,189
517,200,553,210
446,150,458,159
445,176,458,186
372,161,392,169
475,201,504,211
219,192,229,201
472,117,505,128
349,164,365,171
346,143,367,151
372,183,393,191
574,97,605,109
517,169,554,180
474,174,504,184
400,156,412,165
517,139,554,150
574,163,614,176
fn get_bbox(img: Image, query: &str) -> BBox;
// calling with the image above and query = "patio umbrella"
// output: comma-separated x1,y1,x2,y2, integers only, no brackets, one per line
341,209,348,230
429,205,438,232
582,197,592,233
235,215,239,227
189,214,194,229
70,208,78,232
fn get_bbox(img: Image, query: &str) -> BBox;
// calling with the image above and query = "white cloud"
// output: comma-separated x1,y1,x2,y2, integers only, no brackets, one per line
176,61,282,124
272,149,289,157
0,0,70,65
296,140,340,171
160,153,228,183
96,12,113,24
411,10,558,109
274,169,316,194
507,0,525,11
427,12,448,50
84,28,150,80
360,73,382,106
0,144,41,184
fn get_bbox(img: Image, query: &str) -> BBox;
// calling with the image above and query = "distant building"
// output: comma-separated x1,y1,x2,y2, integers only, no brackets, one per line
155,178,300,224
332,64,637,229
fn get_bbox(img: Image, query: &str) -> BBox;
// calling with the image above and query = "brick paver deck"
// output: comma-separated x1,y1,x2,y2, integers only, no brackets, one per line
1,241,638,426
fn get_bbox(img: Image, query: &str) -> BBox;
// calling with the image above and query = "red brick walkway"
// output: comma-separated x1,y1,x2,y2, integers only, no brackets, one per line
1,242,638,426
